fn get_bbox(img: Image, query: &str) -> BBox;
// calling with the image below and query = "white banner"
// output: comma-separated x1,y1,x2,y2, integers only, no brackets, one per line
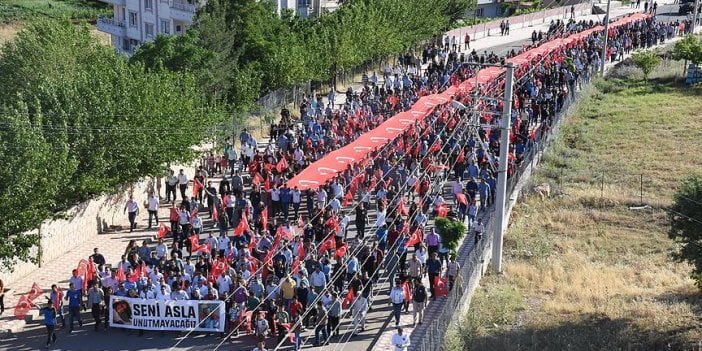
109,296,225,332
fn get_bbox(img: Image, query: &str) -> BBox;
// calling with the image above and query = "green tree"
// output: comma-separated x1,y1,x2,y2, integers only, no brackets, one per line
671,35,702,64
669,176,702,291
632,50,661,81
0,20,226,269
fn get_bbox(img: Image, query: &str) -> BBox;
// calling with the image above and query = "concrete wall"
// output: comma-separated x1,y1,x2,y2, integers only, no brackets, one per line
0,166,197,287
0,181,149,287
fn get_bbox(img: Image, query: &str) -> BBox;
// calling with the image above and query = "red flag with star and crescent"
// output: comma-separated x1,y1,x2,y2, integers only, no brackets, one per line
434,276,449,297
319,236,336,253
234,214,250,236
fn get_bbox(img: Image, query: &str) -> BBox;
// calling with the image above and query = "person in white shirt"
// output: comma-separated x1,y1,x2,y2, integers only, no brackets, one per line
390,281,406,326
204,233,217,253
375,209,387,228
317,188,327,209
451,180,463,196
147,192,160,229
391,327,411,351
217,233,230,256
124,196,139,232
191,214,202,234
292,187,302,218
216,273,232,297
310,268,327,293
329,197,341,213
351,291,368,334
155,239,168,259
177,169,189,201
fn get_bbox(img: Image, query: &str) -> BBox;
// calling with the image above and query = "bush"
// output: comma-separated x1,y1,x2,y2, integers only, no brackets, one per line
607,64,644,81
435,217,467,252
632,50,661,81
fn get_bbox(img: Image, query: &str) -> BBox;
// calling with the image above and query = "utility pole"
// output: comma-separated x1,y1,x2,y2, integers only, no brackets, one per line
693,0,700,32
492,63,514,274
600,0,611,75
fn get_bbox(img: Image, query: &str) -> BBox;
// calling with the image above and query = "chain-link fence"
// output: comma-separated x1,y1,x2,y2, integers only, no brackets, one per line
411,66,598,351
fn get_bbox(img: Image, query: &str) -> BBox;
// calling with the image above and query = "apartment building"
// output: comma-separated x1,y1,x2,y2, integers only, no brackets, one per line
96,0,199,54
96,0,339,54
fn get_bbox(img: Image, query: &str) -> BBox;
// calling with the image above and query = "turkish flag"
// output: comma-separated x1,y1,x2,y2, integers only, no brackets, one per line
436,204,449,217
14,295,33,319
297,242,305,259
252,173,263,187
319,236,336,253
261,207,268,229
429,140,441,153
402,281,411,302
282,226,294,241
28,282,42,301
291,256,301,274
85,262,97,291
248,235,257,253
276,157,289,173
342,289,355,309
334,243,348,259
234,214,250,236
406,230,422,247
76,259,88,278
325,217,339,232
209,259,228,282
398,198,409,216
456,193,468,205
264,175,271,191
298,215,305,229
157,223,170,239
212,205,219,221
116,264,126,282
434,276,449,297
342,191,354,207
127,267,140,283
457,149,466,164
140,261,147,278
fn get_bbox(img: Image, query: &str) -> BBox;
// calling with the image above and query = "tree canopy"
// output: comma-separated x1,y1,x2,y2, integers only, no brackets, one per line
132,0,474,109
668,176,702,290
0,20,226,269
671,35,702,65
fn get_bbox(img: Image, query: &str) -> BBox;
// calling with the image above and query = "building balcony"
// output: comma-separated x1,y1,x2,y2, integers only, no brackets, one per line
98,0,126,6
170,0,197,22
96,17,127,37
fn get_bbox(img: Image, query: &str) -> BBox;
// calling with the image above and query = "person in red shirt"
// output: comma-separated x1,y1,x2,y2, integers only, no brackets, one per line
289,296,303,319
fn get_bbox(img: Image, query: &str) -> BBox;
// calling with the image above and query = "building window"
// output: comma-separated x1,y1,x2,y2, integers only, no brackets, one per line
145,0,153,11
122,38,130,51
128,11,138,27
145,23,154,38
175,24,182,33
475,8,484,17
160,20,170,34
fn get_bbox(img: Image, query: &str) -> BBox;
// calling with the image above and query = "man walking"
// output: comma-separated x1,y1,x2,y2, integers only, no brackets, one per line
147,192,159,229
390,280,405,326
64,282,82,332
412,280,427,325
392,327,411,351
426,253,442,299
352,291,368,334
87,282,104,331
124,195,139,232
39,301,58,347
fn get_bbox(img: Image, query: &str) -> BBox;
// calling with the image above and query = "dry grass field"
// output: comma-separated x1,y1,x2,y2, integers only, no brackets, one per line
445,60,702,350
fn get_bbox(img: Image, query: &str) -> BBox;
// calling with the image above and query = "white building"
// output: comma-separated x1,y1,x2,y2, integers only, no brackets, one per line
96,0,199,55
96,0,339,54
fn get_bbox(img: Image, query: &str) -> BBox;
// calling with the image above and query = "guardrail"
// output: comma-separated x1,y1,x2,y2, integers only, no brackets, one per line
447,1,592,41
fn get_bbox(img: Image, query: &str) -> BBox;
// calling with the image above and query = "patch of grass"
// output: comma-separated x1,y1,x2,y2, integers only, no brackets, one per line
447,60,702,351
0,0,109,24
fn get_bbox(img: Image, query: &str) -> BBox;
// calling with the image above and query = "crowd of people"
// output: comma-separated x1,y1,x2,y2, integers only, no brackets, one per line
33,12,682,351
